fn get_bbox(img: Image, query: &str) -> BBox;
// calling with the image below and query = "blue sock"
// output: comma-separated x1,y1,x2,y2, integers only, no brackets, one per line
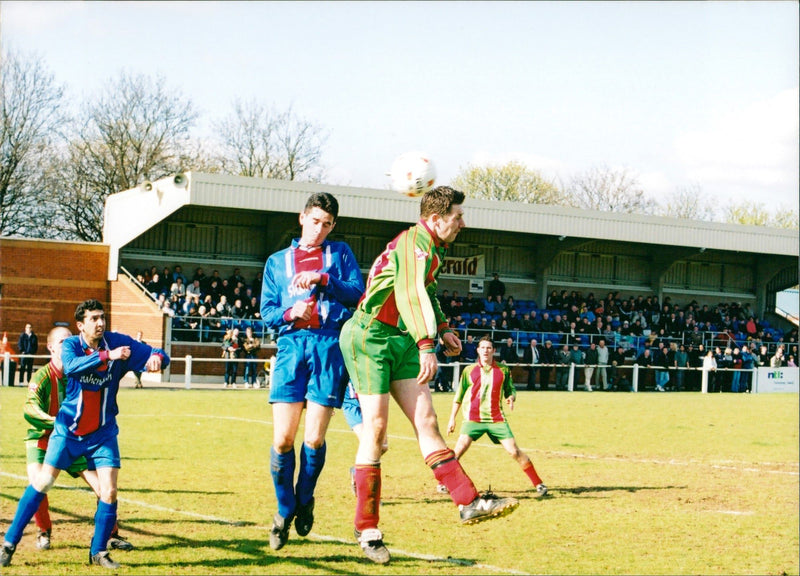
295,442,326,507
4,485,46,546
90,501,117,556
270,447,296,519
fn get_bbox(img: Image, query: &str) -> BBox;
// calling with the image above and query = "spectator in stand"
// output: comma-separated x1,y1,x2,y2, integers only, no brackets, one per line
231,298,246,319
207,308,223,342
145,273,163,298
674,344,689,391
242,326,261,388
594,338,610,390
703,349,718,392
787,354,797,367
184,306,201,342
245,296,261,319
522,338,540,390
170,277,186,300
609,346,632,391
499,337,519,365
546,290,560,310
467,317,482,337
186,279,202,301
191,267,208,293
229,267,246,289
508,309,522,330
717,347,733,392
17,324,39,386
463,292,482,314
461,334,478,363
636,347,654,390
484,294,503,315
172,264,186,285
740,344,756,393
207,279,223,302
583,341,598,392
221,328,242,388
653,341,670,392
487,273,505,300
770,346,784,367
730,347,744,393
555,344,571,390
539,339,556,390
568,343,585,390
217,295,233,318
539,311,553,333
449,291,464,316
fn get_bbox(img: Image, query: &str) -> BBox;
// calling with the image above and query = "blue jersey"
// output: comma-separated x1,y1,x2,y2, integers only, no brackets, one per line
260,239,364,337
59,331,170,437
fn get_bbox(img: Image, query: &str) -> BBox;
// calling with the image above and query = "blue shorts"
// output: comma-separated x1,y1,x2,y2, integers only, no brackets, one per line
270,331,347,408
44,421,121,470
341,381,363,430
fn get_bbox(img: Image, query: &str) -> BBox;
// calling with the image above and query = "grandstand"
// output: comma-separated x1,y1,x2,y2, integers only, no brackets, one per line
2,171,797,385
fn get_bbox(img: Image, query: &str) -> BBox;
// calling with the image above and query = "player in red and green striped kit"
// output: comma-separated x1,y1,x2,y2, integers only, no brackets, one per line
443,335,548,496
339,186,518,565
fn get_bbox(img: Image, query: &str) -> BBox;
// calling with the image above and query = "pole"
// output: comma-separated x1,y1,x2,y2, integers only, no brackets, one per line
185,355,192,390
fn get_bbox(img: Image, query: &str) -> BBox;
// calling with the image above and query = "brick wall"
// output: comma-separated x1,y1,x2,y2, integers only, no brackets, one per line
0,238,109,337
109,275,166,346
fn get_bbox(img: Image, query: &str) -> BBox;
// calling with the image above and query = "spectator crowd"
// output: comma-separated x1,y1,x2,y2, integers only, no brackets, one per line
131,264,267,342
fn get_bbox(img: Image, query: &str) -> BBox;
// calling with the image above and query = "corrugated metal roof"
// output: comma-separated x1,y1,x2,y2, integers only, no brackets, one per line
105,171,799,273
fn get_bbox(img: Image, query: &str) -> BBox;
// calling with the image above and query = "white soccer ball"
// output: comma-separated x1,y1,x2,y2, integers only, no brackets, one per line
388,151,437,197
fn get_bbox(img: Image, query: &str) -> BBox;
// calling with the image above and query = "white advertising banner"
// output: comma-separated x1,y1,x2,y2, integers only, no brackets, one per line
753,367,799,393
439,254,485,279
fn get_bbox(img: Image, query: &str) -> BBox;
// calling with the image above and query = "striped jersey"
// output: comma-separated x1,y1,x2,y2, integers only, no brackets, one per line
23,362,66,446
355,220,450,350
59,331,169,437
260,239,364,337
455,360,517,424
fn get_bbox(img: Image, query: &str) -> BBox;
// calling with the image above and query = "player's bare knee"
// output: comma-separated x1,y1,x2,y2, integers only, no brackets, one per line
99,486,118,503
303,437,325,451
33,474,57,494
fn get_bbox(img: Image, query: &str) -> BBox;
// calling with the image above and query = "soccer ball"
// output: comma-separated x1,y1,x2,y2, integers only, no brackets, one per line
388,151,437,197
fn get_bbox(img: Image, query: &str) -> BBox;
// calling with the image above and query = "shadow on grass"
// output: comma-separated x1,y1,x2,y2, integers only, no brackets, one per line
527,484,687,498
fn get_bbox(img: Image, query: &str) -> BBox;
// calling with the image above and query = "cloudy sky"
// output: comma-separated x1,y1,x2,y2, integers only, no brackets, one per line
3,1,798,211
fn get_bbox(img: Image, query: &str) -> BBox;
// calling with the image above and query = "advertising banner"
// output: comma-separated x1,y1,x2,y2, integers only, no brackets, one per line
753,367,799,393
439,254,485,280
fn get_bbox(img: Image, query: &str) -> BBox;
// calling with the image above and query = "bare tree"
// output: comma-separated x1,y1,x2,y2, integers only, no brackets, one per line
451,161,564,204
770,206,799,230
722,199,798,228
214,99,326,181
53,72,197,241
0,50,66,237
565,166,656,214
659,183,717,222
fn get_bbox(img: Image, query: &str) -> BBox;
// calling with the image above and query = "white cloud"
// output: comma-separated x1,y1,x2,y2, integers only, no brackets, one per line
674,88,799,208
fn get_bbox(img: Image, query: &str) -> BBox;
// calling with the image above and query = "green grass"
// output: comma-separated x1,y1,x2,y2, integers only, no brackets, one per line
1,387,798,575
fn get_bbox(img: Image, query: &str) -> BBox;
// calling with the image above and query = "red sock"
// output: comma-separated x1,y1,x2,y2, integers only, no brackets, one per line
354,464,381,532
426,449,479,506
34,494,51,532
111,520,120,536
522,461,543,486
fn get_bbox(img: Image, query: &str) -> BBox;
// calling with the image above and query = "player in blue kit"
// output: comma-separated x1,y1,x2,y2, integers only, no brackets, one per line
1,299,169,570
260,192,365,550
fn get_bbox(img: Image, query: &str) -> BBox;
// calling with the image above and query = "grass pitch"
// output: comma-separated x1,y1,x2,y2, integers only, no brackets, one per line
1,386,797,575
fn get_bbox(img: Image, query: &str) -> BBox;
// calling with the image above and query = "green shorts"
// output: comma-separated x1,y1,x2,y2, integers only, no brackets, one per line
460,421,515,444
26,440,88,479
340,311,421,395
